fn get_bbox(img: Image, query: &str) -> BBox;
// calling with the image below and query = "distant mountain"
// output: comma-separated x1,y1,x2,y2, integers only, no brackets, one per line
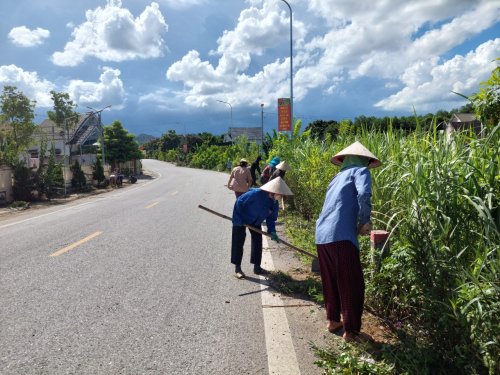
135,133,157,145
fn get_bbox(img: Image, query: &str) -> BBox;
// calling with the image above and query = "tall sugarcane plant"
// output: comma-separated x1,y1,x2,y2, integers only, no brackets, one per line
270,119,499,373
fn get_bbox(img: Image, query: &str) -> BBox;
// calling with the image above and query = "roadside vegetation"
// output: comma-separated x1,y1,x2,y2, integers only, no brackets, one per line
143,64,499,374
0,86,141,203
2,60,498,374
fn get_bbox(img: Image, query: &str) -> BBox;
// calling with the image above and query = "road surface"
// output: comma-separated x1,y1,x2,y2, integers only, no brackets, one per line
0,159,326,374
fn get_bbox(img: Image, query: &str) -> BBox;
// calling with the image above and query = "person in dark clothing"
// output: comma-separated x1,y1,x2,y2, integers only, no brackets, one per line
231,177,293,278
250,156,262,186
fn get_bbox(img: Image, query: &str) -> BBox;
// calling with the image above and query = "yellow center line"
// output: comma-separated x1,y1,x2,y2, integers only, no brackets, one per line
50,231,103,257
146,201,160,209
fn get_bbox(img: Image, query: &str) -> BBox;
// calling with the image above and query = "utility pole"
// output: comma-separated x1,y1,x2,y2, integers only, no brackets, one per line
261,103,264,153
280,0,293,125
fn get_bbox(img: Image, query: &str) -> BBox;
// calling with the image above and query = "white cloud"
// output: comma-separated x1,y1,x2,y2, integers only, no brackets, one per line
51,0,168,67
300,0,499,81
158,0,206,9
0,64,54,106
166,0,307,107
138,88,186,111
375,39,500,112
165,0,499,115
8,26,50,47
66,67,126,110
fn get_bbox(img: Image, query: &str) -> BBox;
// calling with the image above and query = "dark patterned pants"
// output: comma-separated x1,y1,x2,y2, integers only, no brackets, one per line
317,241,365,333
231,226,263,267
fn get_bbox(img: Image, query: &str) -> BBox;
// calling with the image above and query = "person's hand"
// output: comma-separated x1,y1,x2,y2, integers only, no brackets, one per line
358,222,372,236
271,232,280,243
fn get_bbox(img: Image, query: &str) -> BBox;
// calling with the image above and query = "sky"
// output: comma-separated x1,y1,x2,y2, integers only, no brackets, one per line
1,0,499,137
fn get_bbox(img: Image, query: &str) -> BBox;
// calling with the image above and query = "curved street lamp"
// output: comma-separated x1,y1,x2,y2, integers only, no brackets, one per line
216,100,233,128
86,105,112,165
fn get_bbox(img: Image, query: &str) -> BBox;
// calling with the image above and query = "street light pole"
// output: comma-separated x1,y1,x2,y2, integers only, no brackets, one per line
261,103,264,153
87,105,111,166
216,100,233,128
280,0,293,125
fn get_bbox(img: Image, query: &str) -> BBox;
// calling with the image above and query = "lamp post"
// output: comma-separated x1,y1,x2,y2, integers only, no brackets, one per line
216,100,233,128
280,0,293,124
261,103,264,153
86,105,111,166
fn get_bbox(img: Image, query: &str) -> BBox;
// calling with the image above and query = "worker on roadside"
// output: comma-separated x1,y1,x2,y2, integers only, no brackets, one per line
231,177,293,278
270,160,291,181
227,158,253,199
260,156,280,185
250,155,262,186
315,141,381,342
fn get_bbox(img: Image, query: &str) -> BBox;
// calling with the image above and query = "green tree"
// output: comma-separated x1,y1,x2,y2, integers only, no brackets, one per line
103,120,142,168
470,61,499,127
304,120,339,140
338,118,354,136
47,91,79,134
92,157,106,186
38,144,64,199
159,130,181,152
70,160,86,191
12,164,35,201
0,86,36,165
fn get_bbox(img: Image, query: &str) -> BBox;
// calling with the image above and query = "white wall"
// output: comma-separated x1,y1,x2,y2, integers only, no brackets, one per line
0,165,13,204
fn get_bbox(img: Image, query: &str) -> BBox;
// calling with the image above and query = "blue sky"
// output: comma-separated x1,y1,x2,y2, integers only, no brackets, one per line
1,0,499,137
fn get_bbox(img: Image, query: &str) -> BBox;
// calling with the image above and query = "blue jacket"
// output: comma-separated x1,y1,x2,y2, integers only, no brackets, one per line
232,188,279,233
315,166,372,249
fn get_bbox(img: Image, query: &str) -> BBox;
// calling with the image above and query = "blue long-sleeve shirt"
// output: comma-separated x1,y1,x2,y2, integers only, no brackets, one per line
232,188,279,233
315,166,372,249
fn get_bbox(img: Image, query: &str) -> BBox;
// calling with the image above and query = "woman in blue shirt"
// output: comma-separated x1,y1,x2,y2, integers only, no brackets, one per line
315,141,381,342
231,177,293,278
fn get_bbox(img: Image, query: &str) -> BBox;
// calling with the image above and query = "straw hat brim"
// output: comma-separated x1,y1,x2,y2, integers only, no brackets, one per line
276,161,291,171
331,141,381,168
260,176,294,195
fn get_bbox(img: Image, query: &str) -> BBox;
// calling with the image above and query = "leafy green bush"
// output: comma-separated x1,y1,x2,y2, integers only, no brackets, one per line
10,200,29,209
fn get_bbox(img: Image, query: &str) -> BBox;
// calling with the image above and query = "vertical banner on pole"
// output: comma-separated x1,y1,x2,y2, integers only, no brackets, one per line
277,98,291,132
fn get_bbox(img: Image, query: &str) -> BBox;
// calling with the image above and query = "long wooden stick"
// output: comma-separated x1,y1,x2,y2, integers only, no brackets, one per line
198,204,317,259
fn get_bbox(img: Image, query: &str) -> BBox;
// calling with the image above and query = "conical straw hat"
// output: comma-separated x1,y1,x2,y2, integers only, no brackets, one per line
331,141,381,168
276,160,291,171
260,176,294,196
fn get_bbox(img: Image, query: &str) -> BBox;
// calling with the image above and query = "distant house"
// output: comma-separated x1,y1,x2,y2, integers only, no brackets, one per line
27,112,105,191
29,112,101,168
224,127,263,144
444,113,483,136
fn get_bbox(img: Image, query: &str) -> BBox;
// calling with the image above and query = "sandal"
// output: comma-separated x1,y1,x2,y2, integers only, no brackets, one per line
327,321,343,333
234,271,246,279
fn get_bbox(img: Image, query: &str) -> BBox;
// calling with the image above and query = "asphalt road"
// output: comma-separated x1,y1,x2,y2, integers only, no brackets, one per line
0,159,325,375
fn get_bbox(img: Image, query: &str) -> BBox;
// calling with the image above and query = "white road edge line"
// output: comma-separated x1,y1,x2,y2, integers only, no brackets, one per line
260,234,301,375
0,171,161,230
